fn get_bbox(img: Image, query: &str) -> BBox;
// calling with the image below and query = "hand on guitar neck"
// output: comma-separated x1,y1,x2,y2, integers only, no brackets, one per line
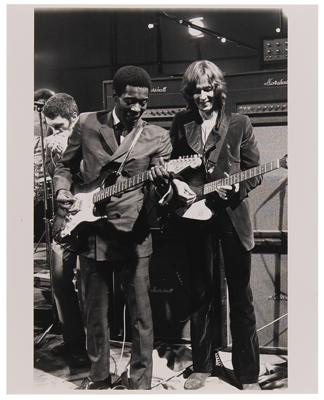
172,173,239,204
149,157,172,197
215,172,239,201
172,179,197,205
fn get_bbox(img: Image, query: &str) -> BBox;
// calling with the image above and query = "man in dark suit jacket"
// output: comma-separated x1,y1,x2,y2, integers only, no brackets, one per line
53,66,172,390
169,60,262,390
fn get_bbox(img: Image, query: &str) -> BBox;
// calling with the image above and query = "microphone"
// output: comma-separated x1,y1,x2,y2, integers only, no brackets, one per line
34,100,46,106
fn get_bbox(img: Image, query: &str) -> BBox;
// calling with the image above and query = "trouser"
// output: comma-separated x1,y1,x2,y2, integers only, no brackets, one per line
188,211,260,384
51,241,86,348
79,256,153,390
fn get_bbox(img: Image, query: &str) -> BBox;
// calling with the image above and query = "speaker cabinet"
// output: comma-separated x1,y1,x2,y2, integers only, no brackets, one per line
148,230,226,345
248,124,287,352
110,231,193,342
251,253,288,350
225,253,287,352
249,125,288,232
149,232,191,341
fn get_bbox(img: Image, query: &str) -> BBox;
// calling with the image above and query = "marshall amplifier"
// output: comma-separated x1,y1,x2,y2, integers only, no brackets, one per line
225,69,287,126
102,69,287,128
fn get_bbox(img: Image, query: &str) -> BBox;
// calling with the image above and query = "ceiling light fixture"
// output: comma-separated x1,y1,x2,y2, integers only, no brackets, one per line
160,11,258,52
188,17,205,38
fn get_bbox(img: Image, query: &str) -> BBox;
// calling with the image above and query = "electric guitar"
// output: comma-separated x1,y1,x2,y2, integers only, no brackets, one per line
175,155,288,220
54,155,202,242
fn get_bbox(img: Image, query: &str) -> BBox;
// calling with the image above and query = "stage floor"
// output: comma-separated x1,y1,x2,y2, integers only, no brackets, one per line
33,243,288,392
34,333,287,392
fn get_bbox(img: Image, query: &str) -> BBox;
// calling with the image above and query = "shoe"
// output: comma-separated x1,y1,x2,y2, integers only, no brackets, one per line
184,372,211,390
241,382,262,390
77,376,111,390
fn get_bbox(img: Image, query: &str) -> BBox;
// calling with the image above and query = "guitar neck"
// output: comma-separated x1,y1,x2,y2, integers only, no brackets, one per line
203,159,281,195
93,170,150,205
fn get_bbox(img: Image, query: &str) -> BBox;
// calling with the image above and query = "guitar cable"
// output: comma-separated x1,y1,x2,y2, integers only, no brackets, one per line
110,303,130,389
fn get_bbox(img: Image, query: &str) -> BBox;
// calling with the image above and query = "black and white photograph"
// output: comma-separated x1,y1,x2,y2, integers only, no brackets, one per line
6,3,319,396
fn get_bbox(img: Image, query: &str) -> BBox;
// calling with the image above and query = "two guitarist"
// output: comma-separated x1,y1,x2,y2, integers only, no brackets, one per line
169,60,262,390
51,62,262,390
53,66,172,390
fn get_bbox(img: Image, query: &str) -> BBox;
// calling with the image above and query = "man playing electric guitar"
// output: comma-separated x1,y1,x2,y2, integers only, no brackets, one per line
53,66,172,390
169,60,263,390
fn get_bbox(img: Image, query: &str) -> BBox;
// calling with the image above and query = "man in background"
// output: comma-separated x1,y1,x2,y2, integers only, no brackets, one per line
42,93,88,366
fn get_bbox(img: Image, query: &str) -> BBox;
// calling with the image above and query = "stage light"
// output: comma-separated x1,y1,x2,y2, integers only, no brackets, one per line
220,37,227,43
148,23,155,29
188,17,205,38
276,27,281,33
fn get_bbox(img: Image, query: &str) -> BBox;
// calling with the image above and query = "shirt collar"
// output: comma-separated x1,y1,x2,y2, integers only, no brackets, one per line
112,108,120,126
198,110,218,125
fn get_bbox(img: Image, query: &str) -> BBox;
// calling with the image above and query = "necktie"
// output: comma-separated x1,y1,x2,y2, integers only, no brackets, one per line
114,123,125,145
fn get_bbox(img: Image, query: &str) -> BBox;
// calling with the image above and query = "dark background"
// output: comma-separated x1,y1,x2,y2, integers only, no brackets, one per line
34,7,287,112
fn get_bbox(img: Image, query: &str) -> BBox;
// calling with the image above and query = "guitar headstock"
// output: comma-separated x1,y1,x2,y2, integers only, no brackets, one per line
167,155,202,174
280,154,288,169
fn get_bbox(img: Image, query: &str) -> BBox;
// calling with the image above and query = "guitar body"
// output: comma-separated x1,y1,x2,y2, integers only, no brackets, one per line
53,188,108,242
175,199,214,220
53,169,116,242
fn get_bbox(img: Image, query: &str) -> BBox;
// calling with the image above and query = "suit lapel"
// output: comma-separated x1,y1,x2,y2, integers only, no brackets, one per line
107,118,146,163
98,112,119,155
205,127,221,152
184,121,202,153
184,119,222,153
184,112,228,157
205,114,229,166
203,112,229,152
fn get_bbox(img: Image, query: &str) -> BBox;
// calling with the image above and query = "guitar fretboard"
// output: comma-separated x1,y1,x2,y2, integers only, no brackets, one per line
91,156,200,205
93,171,150,204
203,159,280,195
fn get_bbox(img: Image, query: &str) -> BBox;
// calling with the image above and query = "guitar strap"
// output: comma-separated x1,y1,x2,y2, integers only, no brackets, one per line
204,112,230,172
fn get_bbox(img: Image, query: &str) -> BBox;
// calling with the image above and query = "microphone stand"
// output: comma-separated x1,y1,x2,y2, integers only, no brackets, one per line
34,102,59,346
